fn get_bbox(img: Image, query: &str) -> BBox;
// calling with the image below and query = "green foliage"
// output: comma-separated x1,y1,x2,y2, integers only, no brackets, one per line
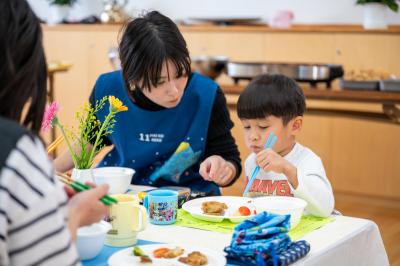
356,0,399,12
58,96,122,169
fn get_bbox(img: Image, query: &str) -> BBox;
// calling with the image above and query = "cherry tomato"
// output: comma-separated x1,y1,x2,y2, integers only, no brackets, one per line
238,206,251,216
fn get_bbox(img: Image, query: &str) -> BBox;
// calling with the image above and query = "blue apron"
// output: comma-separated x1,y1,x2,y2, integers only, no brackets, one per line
93,71,220,195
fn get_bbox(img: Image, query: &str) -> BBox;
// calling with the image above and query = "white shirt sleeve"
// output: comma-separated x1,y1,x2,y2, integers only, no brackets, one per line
291,154,335,217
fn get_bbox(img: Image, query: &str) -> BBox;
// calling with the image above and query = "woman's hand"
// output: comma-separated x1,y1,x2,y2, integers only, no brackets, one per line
199,155,236,186
67,184,110,240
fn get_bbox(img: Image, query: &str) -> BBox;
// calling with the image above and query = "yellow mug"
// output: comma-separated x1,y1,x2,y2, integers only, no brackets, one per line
105,194,147,247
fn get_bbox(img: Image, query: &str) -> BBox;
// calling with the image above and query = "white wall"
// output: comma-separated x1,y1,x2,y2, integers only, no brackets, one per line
28,0,400,24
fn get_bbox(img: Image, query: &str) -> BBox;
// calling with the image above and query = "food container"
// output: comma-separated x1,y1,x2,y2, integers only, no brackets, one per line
93,167,135,194
252,196,307,229
339,79,379,91
76,221,112,260
379,79,400,92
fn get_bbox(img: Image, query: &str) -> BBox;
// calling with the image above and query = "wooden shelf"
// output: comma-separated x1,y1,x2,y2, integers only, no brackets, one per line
221,84,400,104
42,23,400,34
180,24,400,34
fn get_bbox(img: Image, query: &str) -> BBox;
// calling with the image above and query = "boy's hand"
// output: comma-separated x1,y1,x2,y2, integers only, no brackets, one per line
199,155,236,186
256,149,299,188
256,148,287,173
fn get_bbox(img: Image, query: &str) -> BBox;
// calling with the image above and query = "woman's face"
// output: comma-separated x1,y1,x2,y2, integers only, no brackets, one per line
140,60,188,108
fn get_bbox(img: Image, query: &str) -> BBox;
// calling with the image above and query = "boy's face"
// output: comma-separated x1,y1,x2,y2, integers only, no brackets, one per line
241,115,303,155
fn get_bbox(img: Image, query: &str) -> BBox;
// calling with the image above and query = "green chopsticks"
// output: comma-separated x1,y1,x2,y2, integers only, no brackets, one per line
69,181,118,206
57,172,118,206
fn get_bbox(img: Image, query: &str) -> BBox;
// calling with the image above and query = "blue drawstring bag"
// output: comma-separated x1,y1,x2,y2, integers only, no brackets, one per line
225,211,310,266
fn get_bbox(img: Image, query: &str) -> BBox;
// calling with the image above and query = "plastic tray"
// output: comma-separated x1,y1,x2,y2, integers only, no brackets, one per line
379,79,400,92
339,79,379,91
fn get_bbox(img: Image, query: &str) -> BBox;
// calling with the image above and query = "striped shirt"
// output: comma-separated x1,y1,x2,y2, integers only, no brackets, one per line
0,134,80,266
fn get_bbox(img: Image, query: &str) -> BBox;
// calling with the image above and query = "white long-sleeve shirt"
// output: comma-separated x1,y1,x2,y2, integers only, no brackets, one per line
244,142,334,217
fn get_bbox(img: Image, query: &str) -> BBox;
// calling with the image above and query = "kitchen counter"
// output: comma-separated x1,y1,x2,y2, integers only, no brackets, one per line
42,24,400,34
222,84,400,103
221,84,400,124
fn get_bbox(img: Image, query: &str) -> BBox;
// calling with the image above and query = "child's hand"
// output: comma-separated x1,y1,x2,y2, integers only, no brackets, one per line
199,155,236,186
67,184,110,240
256,149,299,188
256,148,289,174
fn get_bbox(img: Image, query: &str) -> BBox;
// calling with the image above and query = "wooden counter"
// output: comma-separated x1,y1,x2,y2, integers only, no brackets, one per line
42,23,400,34
222,84,400,103
221,84,400,124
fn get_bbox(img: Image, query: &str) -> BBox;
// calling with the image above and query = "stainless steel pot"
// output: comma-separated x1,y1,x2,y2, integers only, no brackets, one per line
227,62,343,87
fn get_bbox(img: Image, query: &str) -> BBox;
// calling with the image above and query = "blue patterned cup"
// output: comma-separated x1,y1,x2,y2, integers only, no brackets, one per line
143,189,178,225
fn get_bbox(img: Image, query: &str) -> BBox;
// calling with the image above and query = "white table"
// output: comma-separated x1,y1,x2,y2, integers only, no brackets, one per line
139,215,389,266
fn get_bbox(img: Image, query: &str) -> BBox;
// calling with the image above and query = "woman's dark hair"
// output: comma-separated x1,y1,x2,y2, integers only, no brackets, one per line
119,11,191,91
0,0,47,134
237,74,306,125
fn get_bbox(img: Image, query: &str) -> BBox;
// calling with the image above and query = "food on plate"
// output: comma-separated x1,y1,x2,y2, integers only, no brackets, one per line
132,246,152,263
234,206,250,216
153,247,184,258
178,251,208,266
140,256,152,263
201,201,228,216
153,248,169,258
344,69,390,81
233,205,257,216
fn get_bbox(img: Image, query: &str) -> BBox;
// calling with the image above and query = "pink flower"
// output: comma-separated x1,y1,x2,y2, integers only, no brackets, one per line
41,102,60,132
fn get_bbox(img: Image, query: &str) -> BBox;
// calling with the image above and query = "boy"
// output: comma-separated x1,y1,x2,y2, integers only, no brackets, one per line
237,74,334,217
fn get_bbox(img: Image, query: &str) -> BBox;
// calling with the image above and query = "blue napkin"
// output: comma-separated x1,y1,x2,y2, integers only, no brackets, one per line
224,212,310,266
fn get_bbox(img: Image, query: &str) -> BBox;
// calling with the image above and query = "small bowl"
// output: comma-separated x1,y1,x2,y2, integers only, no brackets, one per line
93,167,135,194
76,221,112,260
253,196,307,229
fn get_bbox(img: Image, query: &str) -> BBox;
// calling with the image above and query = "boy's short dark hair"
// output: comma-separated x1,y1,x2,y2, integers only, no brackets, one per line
119,11,191,92
237,74,306,125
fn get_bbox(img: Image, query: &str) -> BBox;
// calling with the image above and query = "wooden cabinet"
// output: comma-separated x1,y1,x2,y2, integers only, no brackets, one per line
184,32,265,61
263,33,336,63
334,33,400,75
183,28,400,75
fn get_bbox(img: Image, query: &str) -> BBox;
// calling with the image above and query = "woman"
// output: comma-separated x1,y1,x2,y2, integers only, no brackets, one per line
56,11,241,196
0,1,109,265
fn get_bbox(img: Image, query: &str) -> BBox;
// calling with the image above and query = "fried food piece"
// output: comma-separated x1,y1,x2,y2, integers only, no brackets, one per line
153,247,184,259
201,201,228,216
153,248,170,258
178,251,208,266
163,247,184,258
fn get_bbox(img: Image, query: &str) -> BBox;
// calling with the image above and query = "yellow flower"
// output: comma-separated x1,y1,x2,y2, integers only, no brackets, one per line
108,96,128,113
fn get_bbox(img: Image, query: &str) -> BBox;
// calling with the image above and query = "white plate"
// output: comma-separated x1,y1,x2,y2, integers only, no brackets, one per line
182,196,256,223
108,243,226,266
